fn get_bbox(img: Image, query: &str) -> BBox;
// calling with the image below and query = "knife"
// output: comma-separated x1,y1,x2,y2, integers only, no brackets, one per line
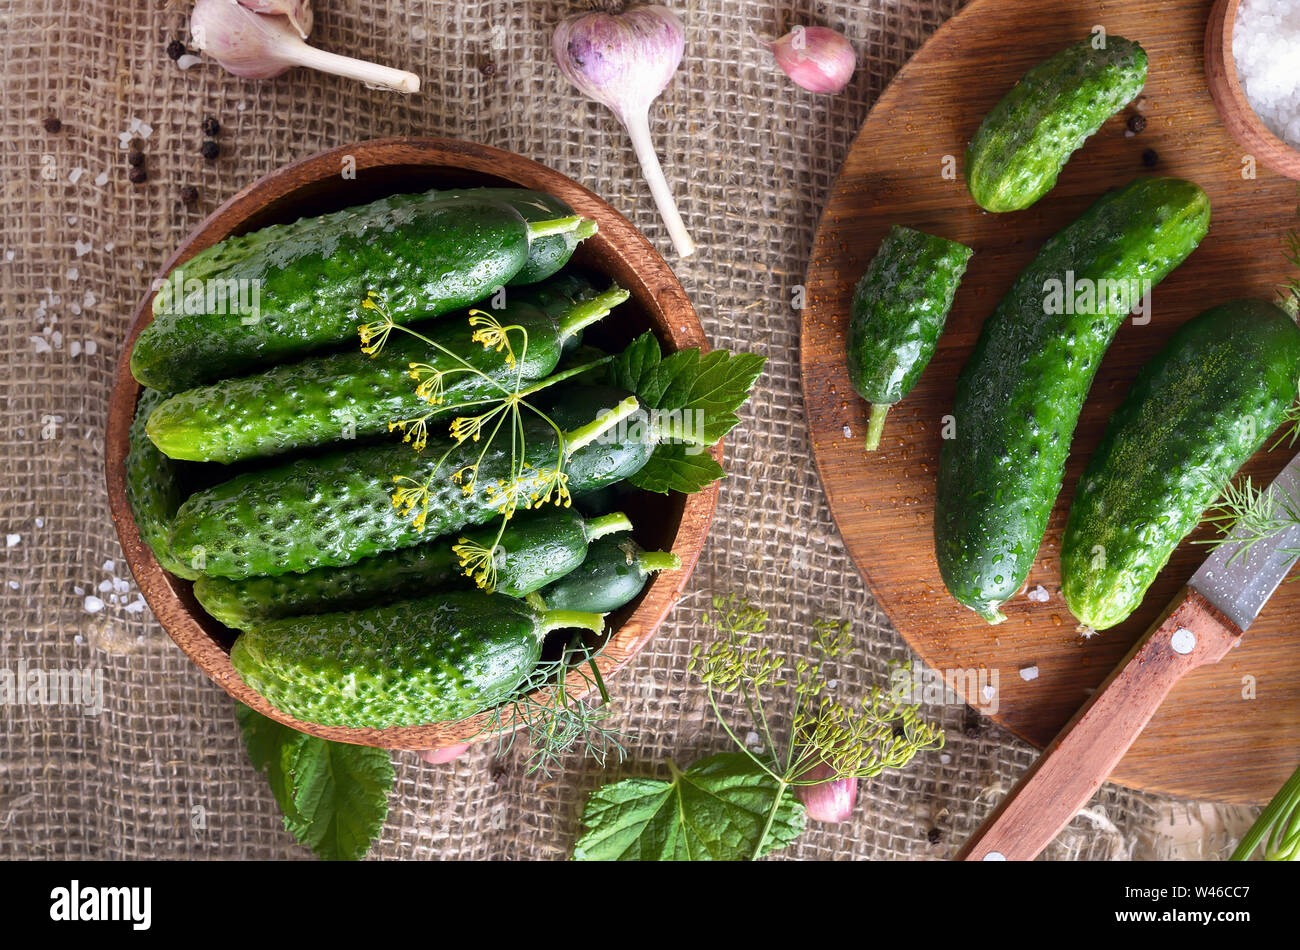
956,449,1300,861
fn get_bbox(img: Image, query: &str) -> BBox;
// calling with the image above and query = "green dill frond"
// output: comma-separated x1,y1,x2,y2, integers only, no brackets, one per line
1279,228,1300,318
475,638,627,777
1272,402,1300,451
1201,476,1300,565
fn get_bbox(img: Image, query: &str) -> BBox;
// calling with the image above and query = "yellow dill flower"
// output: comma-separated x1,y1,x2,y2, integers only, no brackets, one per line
357,292,396,356
408,362,449,405
388,416,430,453
449,411,492,444
467,309,518,367
452,538,500,592
391,474,432,530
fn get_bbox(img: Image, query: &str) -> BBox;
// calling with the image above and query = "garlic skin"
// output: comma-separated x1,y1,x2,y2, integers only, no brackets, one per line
553,4,695,258
237,0,313,40
795,761,858,822
190,0,419,92
764,25,857,95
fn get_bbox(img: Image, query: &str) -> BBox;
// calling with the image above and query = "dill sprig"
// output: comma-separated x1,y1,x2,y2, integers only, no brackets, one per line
475,636,627,777
1231,761,1300,861
689,595,944,858
359,292,579,592
1200,476,1300,566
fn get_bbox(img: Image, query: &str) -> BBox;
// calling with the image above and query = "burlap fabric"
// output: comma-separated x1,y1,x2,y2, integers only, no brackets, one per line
0,0,1255,859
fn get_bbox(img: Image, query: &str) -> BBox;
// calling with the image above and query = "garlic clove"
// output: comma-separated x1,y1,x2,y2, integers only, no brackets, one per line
795,760,858,822
763,25,857,95
417,743,471,765
236,0,314,40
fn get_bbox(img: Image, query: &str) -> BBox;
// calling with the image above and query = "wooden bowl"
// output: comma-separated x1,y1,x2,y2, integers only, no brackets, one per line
105,138,718,751
1205,0,1300,180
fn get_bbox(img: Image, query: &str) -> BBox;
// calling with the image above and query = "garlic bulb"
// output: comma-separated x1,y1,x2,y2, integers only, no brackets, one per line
553,4,695,258
191,0,419,93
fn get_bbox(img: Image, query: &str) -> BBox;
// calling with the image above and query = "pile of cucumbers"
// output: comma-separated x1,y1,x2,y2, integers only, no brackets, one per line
844,35,1300,630
125,186,683,729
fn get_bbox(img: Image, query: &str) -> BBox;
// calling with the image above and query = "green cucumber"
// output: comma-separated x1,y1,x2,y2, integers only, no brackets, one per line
539,533,681,613
144,283,629,463
966,36,1148,212
935,177,1211,623
169,390,649,579
131,193,589,391
230,589,605,728
125,388,200,579
1061,299,1300,630
847,226,973,450
192,507,632,629
441,188,597,285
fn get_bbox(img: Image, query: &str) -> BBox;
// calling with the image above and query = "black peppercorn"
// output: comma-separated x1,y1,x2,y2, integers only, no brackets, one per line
43,115,62,133
128,166,147,184
127,149,145,167
479,59,498,77
180,185,199,206
927,827,944,845
962,709,983,738
1126,114,1147,134
202,116,220,137
1141,148,1159,168
200,140,220,161
166,39,186,61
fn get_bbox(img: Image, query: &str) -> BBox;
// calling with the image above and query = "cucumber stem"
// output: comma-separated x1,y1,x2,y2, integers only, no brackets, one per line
541,610,606,636
584,512,633,541
864,403,891,452
516,356,614,398
527,216,590,240
562,396,640,454
975,603,1008,625
557,285,632,340
638,550,681,574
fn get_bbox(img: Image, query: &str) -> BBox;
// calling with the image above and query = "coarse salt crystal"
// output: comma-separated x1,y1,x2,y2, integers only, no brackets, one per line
102,559,115,572
7,580,18,590
94,171,109,187
5,534,19,547
74,240,92,257
1027,584,1050,603
1019,665,1040,682
67,267,78,281
85,340,97,355
84,596,104,613
981,684,996,703
177,54,203,70
69,167,84,184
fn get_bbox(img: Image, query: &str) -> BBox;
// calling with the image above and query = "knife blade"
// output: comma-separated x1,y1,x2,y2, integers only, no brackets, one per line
1188,447,1300,632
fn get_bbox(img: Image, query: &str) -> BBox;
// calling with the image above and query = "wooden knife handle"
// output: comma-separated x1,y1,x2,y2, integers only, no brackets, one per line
955,588,1241,861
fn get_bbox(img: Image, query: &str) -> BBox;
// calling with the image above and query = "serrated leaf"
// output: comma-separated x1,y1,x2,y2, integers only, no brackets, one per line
627,443,726,495
236,703,394,861
573,752,805,861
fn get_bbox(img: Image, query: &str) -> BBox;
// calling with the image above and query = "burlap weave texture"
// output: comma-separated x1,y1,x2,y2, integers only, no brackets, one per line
0,0,1252,859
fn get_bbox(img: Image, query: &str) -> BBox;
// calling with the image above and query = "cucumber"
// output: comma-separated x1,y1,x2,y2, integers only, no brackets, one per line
169,389,649,579
178,188,594,290
966,36,1148,212
847,226,973,450
125,388,200,579
143,283,629,463
539,533,681,613
934,177,1211,623
1061,299,1300,631
192,507,633,629
131,193,589,391
441,188,597,285
230,589,605,728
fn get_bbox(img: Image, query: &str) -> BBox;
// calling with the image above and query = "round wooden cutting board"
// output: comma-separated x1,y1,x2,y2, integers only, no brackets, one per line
802,0,1300,804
